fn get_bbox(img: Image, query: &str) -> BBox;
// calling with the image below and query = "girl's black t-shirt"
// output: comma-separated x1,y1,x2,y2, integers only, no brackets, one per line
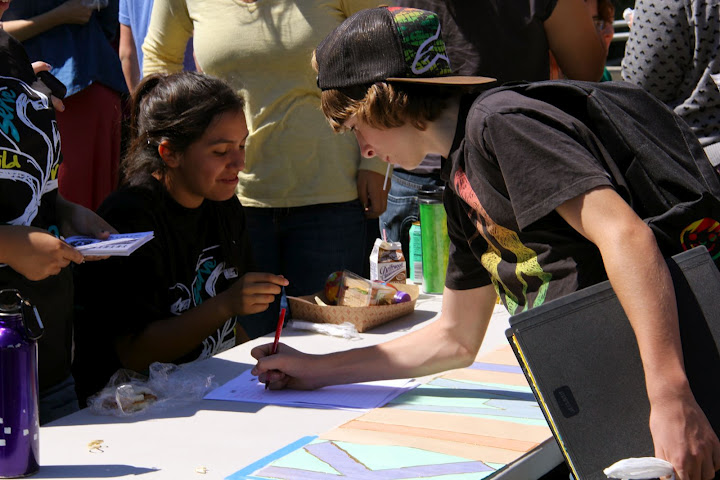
73,179,254,403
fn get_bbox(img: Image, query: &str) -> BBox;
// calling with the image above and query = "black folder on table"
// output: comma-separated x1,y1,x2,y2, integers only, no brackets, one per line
506,246,720,480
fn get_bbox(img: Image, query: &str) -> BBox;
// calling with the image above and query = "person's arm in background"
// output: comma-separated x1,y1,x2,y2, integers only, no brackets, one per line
0,193,116,282
556,185,720,480
142,0,193,74
544,0,606,81
55,193,116,241
2,0,94,42
344,0,392,219
621,0,689,103
252,284,498,390
119,23,140,92
357,164,390,218
0,225,84,281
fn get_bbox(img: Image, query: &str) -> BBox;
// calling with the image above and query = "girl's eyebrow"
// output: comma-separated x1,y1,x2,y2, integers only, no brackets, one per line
207,132,249,145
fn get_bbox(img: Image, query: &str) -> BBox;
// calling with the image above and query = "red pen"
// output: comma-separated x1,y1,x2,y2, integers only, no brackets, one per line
266,287,287,389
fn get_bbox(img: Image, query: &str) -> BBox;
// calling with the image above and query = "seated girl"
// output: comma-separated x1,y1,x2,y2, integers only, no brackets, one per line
72,72,288,404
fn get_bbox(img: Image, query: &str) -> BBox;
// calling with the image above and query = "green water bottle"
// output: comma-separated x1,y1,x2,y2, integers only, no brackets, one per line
418,186,449,294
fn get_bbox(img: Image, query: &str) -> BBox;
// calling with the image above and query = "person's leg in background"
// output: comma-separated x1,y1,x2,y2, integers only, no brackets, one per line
379,170,443,273
281,200,367,297
361,217,380,278
57,82,122,211
241,201,366,339
239,207,281,339
39,375,80,425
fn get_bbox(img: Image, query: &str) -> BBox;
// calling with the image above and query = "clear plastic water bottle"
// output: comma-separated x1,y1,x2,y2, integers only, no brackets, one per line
0,289,43,478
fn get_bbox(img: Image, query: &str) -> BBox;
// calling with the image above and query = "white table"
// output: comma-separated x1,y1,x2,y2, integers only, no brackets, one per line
38,294,561,479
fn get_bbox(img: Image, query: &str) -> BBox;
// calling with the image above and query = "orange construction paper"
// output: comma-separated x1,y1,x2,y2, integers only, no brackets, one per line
341,419,541,452
441,368,530,387
355,408,551,443
319,427,541,464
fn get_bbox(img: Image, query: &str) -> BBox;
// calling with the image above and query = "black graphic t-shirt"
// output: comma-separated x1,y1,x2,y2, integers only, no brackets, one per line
443,84,720,315
73,179,253,402
442,91,614,315
0,29,73,392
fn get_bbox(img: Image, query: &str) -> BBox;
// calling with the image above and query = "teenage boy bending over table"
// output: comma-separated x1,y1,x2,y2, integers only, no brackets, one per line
252,7,720,479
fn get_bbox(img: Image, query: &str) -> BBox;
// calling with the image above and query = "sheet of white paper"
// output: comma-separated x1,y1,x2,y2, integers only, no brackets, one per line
204,369,419,410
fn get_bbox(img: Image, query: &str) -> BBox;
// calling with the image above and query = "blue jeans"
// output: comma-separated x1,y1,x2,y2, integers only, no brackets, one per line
240,200,367,338
379,170,443,272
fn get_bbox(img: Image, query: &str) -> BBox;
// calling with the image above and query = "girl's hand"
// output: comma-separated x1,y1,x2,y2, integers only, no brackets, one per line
0,226,84,281
225,273,288,316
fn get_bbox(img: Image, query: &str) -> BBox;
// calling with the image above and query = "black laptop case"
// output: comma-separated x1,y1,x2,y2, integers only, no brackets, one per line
506,246,720,480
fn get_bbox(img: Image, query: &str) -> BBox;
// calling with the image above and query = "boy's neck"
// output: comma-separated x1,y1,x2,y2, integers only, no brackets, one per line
425,96,461,159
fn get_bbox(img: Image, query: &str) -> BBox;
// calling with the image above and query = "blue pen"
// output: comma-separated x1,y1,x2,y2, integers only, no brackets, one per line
271,287,287,355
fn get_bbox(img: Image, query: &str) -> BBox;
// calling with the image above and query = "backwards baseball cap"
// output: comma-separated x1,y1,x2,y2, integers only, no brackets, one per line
316,6,496,91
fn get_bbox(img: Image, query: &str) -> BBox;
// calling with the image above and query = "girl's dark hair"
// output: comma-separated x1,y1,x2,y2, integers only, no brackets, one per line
122,71,245,186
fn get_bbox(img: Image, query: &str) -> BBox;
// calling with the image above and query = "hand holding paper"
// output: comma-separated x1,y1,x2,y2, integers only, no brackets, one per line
64,231,154,256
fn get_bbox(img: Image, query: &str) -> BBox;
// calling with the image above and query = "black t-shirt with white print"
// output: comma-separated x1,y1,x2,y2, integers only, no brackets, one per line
73,179,254,402
442,91,612,315
0,29,74,393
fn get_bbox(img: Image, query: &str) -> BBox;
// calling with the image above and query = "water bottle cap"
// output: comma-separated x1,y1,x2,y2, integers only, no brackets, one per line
0,289,44,339
418,185,444,203
0,289,22,314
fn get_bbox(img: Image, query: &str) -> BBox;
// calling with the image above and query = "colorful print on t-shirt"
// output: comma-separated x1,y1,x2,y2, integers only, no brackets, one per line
453,168,552,314
0,75,60,227
169,244,237,361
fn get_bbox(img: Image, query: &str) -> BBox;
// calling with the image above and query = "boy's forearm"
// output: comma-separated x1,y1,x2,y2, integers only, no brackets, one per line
314,285,497,387
598,224,689,401
556,187,690,399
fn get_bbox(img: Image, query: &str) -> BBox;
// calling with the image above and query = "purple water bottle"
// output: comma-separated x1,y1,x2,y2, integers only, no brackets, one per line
0,289,43,478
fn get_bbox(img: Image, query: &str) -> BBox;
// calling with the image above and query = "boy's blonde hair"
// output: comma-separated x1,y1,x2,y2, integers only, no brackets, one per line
313,51,455,133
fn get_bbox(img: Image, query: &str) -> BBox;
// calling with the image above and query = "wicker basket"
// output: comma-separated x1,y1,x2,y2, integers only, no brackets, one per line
287,283,419,332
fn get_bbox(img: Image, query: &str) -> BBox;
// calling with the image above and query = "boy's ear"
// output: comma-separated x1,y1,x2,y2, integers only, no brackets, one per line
158,140,180,168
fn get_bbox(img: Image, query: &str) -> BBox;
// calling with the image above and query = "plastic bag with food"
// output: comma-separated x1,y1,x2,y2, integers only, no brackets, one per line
87,362,217,416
